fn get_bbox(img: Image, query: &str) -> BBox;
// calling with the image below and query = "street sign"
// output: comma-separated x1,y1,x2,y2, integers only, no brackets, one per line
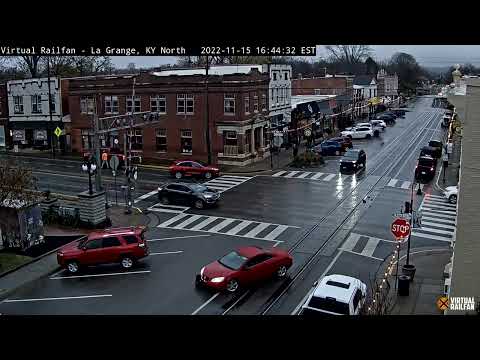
109,155,119,171
54,127,62,138
391,218,411,241
114,138,119,145
304,128,312,137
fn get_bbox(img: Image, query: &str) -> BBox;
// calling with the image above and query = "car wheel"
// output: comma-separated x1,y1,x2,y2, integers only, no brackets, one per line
204,172,212,180
449,195,457,204
175,172,183,179
277,265,288,278
160,196,169,205
194,199,205,209
366,134,372,139
121,256,134,269
66,261,79,274
226,279,239,293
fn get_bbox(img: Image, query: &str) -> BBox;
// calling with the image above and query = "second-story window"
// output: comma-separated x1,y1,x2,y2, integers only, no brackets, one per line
13,96,24,114
177,94,194,115
262,94,267,111
244,95,250,114
273,72,277,81
126,96,141,113
253,95,259,113
80,96,95,114
49,94,56,113
276,89,279,105
224,94,235,114
31,95,42,114
156,128,167,152
151,95,166,114
284,72,289,80
105,96,119,114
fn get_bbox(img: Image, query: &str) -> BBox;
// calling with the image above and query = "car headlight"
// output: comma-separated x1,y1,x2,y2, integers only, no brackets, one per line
210,277,225,283
203,194,213,199
352,161,356,164
200,267,205,277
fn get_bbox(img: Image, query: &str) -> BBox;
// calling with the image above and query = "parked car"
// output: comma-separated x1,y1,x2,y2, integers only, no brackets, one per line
57,226,149,274
420,146,440,161
370,119,387,131
330,136,353,151
158,182,220,209
428,140,443,158
315,140,344,156
340,149,366,173
376,114,396,125
340,126,374,139
444,185,458,204
299,274,367,315
169,160,220,180
196,246,293,293
382,111,398,119
415,155,437,182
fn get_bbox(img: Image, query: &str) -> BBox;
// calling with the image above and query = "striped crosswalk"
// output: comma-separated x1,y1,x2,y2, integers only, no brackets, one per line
157,213,299,242
272,171,348,182
411,193,457,243
340,232,394,261
386,179,425,191
203,175,253,193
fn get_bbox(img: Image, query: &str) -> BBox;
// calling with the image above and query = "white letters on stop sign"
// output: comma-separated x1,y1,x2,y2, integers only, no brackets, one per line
392,224,410,233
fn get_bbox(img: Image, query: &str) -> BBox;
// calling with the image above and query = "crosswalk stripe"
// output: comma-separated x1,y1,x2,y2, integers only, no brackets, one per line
341,233,361,251
220,175,251,180
421,211,456,220
148,207,186,214
387,179,398,187
421,221,456,230
423,199,456,208
189,216,219,231
207,179,242,185
158,213,190,227
225,220,253,235
421,216,456,225
207,218,236,232
172,215,203,229
263,225,289,241
310,172,324,180
284,171,300,178
361,237,381,257
416,227,453,236
420,203,457,211
323,174,336,181
272,171,287,177
425,194,445,200
400,181,411,189
134,189,159,203
421,207,456,215
411,231,452,242
297,172,312,179
243,223,271,238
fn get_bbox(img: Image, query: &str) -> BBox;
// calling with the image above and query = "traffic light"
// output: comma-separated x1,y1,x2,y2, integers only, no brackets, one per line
404,201,411,214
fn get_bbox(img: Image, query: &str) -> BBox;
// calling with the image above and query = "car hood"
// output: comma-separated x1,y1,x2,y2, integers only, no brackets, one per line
203,261,235,278
445,186,457,192
58,239,84,254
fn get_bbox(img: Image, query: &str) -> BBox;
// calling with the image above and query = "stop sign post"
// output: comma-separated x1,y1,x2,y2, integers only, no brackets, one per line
391,218,411,241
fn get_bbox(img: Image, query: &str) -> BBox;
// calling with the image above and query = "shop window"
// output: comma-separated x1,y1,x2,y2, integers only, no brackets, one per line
181,129,192,154
156,128,167,152
14,96,24,114
31,95,42,114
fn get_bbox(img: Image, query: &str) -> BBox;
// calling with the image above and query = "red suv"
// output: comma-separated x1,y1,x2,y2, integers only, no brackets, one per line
169,160,220,180
57,226,149,274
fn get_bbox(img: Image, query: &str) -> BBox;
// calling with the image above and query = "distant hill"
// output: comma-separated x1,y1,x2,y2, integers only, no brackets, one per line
424,66,451,74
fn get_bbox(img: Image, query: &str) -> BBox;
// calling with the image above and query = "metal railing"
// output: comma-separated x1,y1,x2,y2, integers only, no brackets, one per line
223,145,238,156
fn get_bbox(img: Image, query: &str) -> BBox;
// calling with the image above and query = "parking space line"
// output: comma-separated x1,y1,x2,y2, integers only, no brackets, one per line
3,294,113,303
149,251,183,255
148,235,212,242
341,249,384,261
50,270,151,280
191,292,220,315
134,190,158,203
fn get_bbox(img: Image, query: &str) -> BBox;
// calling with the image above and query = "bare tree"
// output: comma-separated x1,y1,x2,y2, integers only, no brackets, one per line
16,56,43,78
324,45,373,64
0,159,41,208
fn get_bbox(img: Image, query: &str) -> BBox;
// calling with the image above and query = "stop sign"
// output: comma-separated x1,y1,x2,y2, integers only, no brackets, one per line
391,218,411,240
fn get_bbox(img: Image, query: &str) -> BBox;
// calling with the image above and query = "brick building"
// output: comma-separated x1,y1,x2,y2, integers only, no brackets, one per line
67,68,270,166
376,69,398,98
0,83,8,150
292,75,353,96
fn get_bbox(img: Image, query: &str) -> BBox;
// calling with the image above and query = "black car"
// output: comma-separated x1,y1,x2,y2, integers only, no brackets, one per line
382,111,398,119
158,183,220,209
420,145,440,161
376,114,396,125
415,155,437,182
340,149,366,173
428,140,443,158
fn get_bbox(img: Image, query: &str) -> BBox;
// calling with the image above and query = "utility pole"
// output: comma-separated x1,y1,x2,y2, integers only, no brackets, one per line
205,55,212,164
46,58,55,159
125,77,136,214
93,112,102,192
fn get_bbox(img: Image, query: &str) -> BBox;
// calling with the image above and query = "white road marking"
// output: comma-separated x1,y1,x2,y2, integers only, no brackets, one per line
207,218,236,232
297,172,312,179
149,251,183,255
148,235,211,242
191,292,220,315
421,211,457,220
147,206,189,214
190,217,219,231
291,288,315,315
3,295,113,303
172,215,203,229
387,179,398,187
423,199,456,207
243,223,271,238
220,175,252,180
400,181,411,189
158,213,190,227
50,270,151,280
225,220,252,235
273,241,281,248
410,231,452,242
322,174,336,182
134,190,158,203
421,216,456,225
420,203,456,211
420,221,456,230
425,194,446,200
263,225,289,241
341,249,384,261
415,227,453,236
206,179,241,185
284,171,300,178
361,237,381,258
272,171,287,177
340,233,360,251
421,207,456,215
310,172,324,180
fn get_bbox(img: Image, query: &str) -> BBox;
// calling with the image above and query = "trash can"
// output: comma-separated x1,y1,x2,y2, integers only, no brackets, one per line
398,275,410,296
402,264,416,282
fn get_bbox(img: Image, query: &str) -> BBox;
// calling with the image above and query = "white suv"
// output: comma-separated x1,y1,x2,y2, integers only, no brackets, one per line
341,126,374,139
444,186,458,204
299,274,367,315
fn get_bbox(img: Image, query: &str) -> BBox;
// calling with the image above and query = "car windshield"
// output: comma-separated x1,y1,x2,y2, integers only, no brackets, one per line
343,152,358,160
77,238,87,248
419,158,434,167
218,251,248,270
307,296,350,315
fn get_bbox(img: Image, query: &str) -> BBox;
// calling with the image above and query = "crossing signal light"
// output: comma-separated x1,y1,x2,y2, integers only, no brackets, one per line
404,201,411,214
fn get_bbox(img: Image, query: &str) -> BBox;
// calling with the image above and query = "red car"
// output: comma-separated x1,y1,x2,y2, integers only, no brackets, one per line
196,246,293,293
57,226,149,274
169,160,220,180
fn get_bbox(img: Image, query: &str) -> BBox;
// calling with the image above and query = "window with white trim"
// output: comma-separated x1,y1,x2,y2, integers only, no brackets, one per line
224,131,237,146
80,96,95,114
224,93,235,114
284,72,289,80
262,94,267,111
286,86,290,104
13,96,23,114
244,95,250,114
104,95,119,114
156,128,167,152
128,129,143,150
49,94,56,113
181,129,192,154
150,95,166,114
273,72,277,81
31,95,42,114
276,88,279,105
253,95,259,113
126,96,141,113
177,94,194,115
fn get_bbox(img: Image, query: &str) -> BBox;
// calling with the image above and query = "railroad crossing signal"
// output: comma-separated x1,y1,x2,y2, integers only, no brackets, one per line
391,217,411,241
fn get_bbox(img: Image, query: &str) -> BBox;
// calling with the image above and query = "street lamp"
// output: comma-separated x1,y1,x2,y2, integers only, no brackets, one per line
82,159,97,195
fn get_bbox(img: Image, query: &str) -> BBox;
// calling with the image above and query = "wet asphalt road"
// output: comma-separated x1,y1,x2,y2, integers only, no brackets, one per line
0,96,454,315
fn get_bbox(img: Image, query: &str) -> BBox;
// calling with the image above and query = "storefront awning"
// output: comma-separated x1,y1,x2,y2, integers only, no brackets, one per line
8,121,64,130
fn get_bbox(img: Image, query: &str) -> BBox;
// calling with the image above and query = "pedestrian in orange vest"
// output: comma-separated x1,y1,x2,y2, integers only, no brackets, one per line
101,151,109,169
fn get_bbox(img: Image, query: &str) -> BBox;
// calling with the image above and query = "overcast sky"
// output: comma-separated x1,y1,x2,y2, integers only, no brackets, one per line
111,45,480,69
